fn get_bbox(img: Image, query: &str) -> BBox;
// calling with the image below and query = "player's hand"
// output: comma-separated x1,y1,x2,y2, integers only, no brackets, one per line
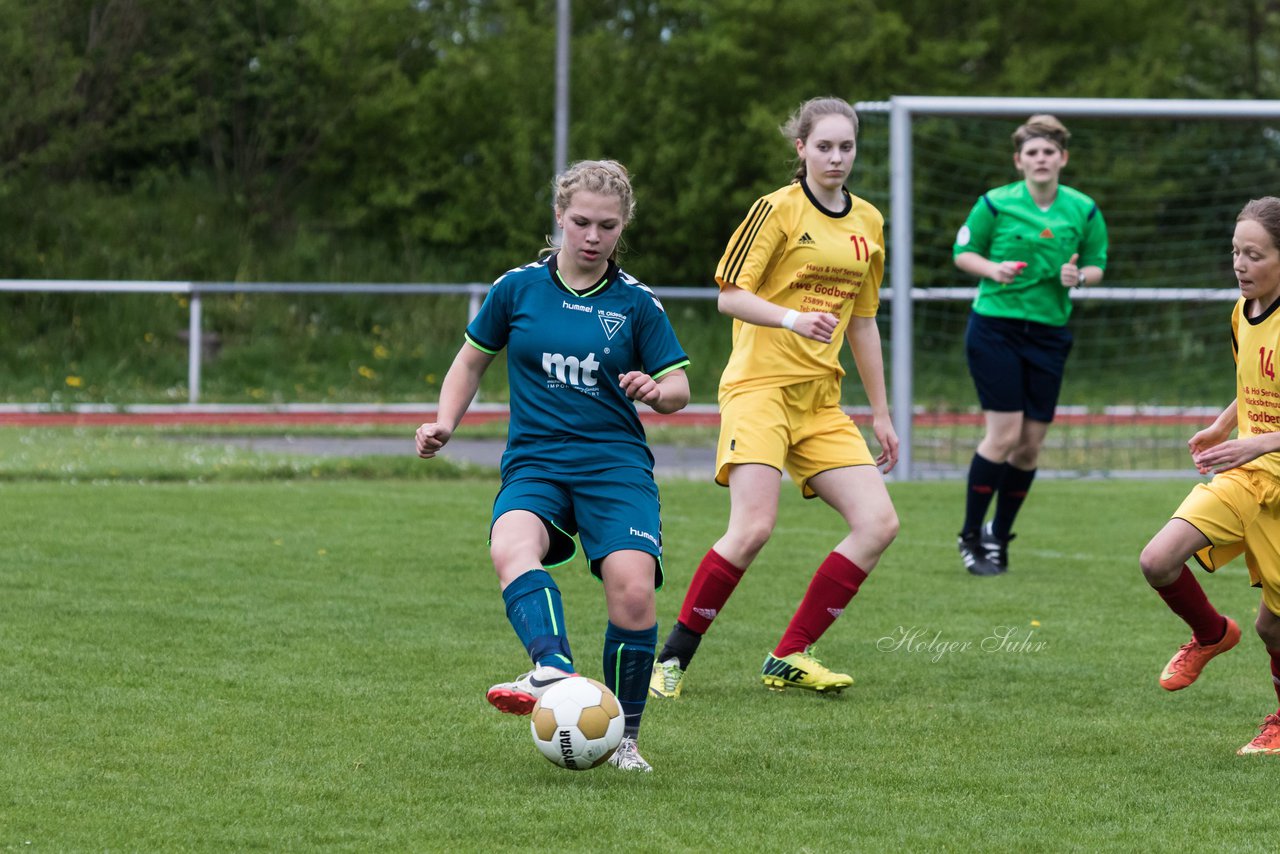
872,414,899,475
416,422,452,459
991,260,1027,284
1187,424,1230,461
1060,253,1081,288
1191,436,1266,475
791,311,839,344
618,371,661,406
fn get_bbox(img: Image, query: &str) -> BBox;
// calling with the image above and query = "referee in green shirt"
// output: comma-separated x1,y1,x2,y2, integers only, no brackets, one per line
953,114,1109,576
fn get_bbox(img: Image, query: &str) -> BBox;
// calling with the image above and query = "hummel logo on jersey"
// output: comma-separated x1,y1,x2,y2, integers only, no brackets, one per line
562,300,593,314
761,658,808,681
543,352,600,388
692,607,718,620
1039,227,1055,239
630,526,659,547
598,311,627,340
797,232,815,245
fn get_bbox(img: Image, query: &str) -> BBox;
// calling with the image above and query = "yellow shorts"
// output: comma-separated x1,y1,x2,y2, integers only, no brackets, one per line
715,376,874,499
1174,466,1280,615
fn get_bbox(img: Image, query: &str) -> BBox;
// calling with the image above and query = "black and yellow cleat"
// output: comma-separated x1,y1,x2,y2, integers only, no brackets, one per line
761,646,853,693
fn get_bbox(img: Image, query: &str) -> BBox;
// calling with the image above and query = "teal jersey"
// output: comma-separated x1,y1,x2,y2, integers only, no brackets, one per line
953,181,1108,326
465,255,690,480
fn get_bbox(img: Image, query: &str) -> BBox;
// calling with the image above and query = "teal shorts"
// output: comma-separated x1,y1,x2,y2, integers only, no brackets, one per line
491,466,665,588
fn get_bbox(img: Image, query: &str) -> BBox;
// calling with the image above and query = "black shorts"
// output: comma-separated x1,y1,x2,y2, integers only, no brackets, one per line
965,311,1073,423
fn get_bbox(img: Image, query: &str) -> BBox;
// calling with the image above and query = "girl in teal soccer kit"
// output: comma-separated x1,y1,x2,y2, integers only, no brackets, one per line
952,114,1108,576
415,160,690,772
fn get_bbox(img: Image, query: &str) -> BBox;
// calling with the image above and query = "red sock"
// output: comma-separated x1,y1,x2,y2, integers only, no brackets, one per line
677,549,746,634
1155,566,1226,645
1269,648,1280,709
774,552,868,657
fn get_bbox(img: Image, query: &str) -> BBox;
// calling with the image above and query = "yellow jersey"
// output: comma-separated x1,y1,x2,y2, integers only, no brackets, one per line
714,180,884,399
1232,295,1280,482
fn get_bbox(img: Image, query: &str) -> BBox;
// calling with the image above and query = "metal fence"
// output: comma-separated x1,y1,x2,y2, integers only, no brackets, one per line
0,279,715,405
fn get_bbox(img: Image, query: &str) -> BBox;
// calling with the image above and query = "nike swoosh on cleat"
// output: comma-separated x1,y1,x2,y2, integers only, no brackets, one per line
528,674,569,688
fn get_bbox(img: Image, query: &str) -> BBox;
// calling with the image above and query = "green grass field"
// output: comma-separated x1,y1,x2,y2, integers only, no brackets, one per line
2,428,1277,852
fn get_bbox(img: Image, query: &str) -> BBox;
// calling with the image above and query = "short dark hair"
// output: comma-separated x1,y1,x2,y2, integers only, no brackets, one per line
1012,114,1070,151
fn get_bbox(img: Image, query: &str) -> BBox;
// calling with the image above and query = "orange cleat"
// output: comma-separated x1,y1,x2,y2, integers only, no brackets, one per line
1158,617,1240,691
1238,713,1280,755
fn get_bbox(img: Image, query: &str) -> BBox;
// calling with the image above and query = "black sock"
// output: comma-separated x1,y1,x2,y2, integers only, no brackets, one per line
992,465,1036,540
656,620,703,670
962,453,1005,536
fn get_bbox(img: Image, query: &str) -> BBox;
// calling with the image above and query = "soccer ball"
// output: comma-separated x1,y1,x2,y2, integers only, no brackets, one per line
530,676,624,770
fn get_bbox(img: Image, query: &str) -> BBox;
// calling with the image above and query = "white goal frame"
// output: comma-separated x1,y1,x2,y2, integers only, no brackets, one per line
856,96,1280,480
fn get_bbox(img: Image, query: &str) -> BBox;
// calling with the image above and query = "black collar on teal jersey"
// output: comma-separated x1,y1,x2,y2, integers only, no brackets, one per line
800,177,852,218
547,253,619,297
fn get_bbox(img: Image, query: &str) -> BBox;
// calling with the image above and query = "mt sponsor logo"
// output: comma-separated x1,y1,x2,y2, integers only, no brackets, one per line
542,351,600,390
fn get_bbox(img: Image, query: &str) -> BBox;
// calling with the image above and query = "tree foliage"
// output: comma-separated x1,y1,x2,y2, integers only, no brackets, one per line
2,0,1280,283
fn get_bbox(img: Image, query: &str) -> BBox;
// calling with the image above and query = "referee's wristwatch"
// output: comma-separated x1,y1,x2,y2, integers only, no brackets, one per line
1076,270,1088,288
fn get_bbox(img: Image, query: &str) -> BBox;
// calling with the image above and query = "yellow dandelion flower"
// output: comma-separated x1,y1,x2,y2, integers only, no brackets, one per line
1030,620,1041,627
373,344,390,360
357,365,377,380
65,375,83,388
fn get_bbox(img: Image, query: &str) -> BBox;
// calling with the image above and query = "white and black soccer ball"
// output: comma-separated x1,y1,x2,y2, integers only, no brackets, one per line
530,676,624,770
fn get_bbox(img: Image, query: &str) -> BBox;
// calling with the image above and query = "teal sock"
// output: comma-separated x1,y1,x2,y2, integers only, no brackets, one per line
603,621,657,738
501,569,573,670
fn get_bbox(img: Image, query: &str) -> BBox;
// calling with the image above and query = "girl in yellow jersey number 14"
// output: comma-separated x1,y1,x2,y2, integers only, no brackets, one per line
650,96,900,699
1140,197,1280,756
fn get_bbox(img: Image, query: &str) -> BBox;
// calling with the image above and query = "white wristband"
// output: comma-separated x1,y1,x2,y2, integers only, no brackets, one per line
781,309,800,331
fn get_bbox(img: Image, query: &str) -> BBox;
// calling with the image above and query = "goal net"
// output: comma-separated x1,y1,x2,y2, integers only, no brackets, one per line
852,98,1280,479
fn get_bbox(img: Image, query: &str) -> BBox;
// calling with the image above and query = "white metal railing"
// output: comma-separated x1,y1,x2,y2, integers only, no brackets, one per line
0,280,715,404
1,278,1235,410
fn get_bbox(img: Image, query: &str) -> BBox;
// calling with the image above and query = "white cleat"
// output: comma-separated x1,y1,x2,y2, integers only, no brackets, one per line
608,736,653,772
486,665,574,715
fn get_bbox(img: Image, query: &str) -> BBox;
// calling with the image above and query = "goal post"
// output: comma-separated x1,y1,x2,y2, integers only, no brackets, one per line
854,96,1280,480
